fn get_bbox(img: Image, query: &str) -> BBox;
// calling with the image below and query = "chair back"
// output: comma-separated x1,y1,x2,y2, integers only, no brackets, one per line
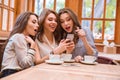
0,43,5,71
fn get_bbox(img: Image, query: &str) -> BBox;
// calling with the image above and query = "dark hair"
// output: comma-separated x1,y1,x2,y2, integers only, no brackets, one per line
3,12,38,51
58,8,81,44
37,8,60,43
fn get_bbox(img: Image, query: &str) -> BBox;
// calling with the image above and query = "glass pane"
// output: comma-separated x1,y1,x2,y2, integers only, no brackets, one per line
94,0,104,18
81,20,91,29
82,0,92,18
9,11,14,31
46,0,54,10
4,0,8,6
24,0,28,11
93,20,102,39
105,0,116,19
104,21,115,40
2,9,8,31
0,8,1,29
0,0,2,3
35,0,43,15
56,0,65,12
10,0,14,8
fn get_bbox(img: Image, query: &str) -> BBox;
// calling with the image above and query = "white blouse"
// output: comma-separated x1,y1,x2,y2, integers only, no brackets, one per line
36,35,58,58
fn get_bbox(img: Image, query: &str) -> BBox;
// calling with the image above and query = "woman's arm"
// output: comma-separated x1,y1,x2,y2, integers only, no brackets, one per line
13,35,35,68
34,44,49,65
75,27,96,55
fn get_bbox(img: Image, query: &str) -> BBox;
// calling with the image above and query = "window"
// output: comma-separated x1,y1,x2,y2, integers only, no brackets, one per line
81,0,117,42
0,0,16,37
34,0,65,15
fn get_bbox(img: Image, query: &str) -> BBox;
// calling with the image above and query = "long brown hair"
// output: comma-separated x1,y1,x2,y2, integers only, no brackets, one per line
2,12,38,51
37,8,60,43
58,8,81,44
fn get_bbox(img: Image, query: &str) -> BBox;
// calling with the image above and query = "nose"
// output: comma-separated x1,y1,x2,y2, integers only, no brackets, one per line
64,21,68,25
52,20,57,24
52,20,57,26
35,23,39,29
36,23,39,27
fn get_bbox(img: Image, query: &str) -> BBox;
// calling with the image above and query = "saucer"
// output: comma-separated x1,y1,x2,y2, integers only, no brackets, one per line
45,60,63,65
80,61,98,65
64,59,75,63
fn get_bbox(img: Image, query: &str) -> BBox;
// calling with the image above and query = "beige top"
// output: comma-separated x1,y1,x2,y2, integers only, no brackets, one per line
36,35,58,58
1,33,35,71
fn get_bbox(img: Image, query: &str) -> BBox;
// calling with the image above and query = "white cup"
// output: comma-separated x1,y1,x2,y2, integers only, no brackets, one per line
61,54,72,61
49,54,60,61
84,55,96,63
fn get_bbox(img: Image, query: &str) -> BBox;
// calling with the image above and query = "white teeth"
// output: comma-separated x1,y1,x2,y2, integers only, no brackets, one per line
50,26,55,28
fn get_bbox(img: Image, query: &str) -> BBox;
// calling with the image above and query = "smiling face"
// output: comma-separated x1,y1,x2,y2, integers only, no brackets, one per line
23,15,39,36
43,13,57,33
60,13,74,33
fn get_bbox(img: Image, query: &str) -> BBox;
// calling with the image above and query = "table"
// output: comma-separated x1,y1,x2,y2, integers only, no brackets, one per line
1,62,120,80
98,52,120,62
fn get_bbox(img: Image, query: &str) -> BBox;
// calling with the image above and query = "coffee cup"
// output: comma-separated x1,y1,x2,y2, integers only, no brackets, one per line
49,54,60,61
61,54,72,61
84,55,96,63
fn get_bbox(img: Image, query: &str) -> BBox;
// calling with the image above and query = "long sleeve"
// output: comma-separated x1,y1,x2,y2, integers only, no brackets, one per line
72,27,98,58
1,34,35,71
13,34,35,68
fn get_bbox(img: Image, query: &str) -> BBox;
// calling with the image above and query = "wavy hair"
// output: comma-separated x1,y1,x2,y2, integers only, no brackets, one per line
58,8,81,44
3,12,38,51
37,8,60,43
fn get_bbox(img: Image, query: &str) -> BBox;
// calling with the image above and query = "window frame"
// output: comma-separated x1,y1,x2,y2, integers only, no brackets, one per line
79,0,117,43
0,0,16,37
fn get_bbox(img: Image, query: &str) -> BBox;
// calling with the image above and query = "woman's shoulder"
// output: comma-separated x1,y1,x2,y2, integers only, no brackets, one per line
35,38,42,44
10,33,25,41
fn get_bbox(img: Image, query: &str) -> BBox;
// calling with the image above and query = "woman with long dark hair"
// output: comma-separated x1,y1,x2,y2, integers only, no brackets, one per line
1,12,39,77
35,8,75,64
58,8,98,62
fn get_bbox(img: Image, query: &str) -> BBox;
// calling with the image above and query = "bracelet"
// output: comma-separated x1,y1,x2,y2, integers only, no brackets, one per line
29,48,36,51
28,48,36,55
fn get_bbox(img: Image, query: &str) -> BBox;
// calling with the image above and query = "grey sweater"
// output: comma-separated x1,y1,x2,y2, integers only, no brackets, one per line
72,27,98,58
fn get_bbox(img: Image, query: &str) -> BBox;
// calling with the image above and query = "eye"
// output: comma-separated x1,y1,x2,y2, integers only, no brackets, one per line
48,18,53,21
32,20,37,24
67,18,71,21
60,20,64,23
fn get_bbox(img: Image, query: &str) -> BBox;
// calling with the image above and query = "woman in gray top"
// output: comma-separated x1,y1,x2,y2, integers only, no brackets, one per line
0,12,39,78
58,8,98,62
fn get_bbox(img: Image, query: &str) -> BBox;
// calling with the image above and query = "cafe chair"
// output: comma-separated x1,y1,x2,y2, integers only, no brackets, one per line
96,56,119,65
0,43,4,71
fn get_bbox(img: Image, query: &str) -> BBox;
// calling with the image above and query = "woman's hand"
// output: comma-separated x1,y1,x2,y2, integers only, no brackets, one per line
25,36,36,49
53,39,74,54
75,27,86,40
74,55,83,62
66,40,75,54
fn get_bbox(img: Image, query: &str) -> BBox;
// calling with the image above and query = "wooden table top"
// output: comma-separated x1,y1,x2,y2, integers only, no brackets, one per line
1,62,120,80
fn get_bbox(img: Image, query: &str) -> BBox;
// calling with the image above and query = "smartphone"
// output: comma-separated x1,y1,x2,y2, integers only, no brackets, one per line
66,34,74,41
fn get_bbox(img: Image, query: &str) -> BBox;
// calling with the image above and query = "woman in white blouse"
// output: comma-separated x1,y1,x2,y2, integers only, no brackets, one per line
1,12,39,78
35,8,75,64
